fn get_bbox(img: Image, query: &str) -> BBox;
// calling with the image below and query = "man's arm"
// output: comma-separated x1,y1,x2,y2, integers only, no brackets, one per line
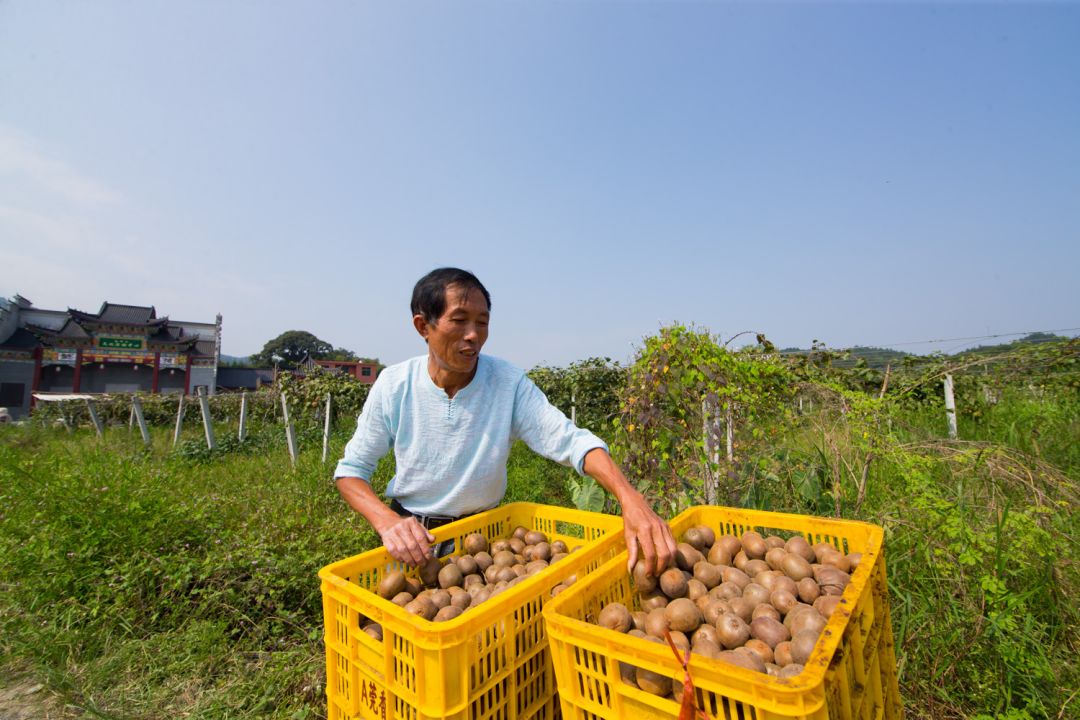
336,476,435,566
582,448,677,577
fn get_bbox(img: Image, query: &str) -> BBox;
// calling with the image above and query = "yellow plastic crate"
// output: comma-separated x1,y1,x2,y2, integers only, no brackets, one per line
319,501,625,720
543,505,903,720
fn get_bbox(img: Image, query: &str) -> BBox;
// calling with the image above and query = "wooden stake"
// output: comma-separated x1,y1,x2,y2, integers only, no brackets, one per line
322,393,332,463
173,393,185,447
281,392,297,466
198,386,216,450
85,399,104,438
944,374,958,439
131,396,151,447
238,391,248,442
725,403,734,463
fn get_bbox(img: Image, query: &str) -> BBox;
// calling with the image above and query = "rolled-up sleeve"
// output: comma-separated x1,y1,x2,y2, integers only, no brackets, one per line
334,379,392,482
510,375,607,475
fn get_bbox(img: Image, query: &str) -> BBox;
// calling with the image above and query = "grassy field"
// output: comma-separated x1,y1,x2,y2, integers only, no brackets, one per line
1,387,1077,719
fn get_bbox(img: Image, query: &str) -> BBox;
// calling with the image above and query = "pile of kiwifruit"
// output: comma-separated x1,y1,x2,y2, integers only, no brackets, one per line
594,526,860,694
358,526,580,639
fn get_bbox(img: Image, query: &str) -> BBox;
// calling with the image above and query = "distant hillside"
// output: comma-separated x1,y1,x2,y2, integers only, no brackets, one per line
220,354,253,366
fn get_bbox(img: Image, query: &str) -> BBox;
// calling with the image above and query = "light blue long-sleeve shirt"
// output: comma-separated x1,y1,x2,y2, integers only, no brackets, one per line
334,354,607,517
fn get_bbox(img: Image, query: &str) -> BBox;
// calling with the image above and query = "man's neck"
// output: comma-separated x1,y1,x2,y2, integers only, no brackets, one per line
427,355,478,399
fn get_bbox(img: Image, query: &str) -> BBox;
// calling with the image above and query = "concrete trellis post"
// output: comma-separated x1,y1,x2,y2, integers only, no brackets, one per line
173,394,185,447
944,374,958,439
197,386,216,450
238,391,248,442
322,393,332,463
281,392,297,466
131,396,151,447
85,398,104,438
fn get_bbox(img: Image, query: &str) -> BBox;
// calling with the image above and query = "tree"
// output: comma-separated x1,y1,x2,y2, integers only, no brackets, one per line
250,330,335,369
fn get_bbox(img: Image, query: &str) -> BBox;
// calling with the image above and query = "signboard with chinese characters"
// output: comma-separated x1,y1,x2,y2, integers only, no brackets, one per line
99,337,143,350
43,350,78,365
160,354,185,369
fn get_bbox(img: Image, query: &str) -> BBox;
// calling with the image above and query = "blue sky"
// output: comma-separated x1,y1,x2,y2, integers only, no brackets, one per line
2,1,1078,368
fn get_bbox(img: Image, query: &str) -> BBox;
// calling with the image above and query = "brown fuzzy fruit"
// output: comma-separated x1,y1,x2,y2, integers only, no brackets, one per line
598,602,632,633
721,566,751,589
640,592,669,612
719,650,764,673
419,557,442,587
743,638,774,665
663,598,703,633
675,543,705,572
463,533,488,555
404,597,437,621
773,640,793,667
632,560,658,594
644,608,669,638
740,531,767,560
717,534,742,559
790,629,820,665
434,605,463,622
693,561,723,589
391,591,414,607
715,613,751,650
438,564,464,589
635,667,672,696
750,617,791,649
797,577,820,604
780,554,814,582
659,568,689,598
751,603,781,622
741,583,771,608
814,595,842,619
707,542,732,567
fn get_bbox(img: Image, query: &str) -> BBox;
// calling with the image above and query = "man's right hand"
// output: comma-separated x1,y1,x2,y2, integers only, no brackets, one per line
377,514,436,566
335,476,435,566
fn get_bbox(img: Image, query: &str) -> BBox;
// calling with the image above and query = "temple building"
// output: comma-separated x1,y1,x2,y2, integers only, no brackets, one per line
0,296,221,418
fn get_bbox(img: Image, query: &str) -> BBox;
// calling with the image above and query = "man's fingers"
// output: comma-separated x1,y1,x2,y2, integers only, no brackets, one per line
626,536,639,573
637,534,657,577
653,522,675,572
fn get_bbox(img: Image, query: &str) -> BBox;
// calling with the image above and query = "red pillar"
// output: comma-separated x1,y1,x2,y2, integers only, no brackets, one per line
30,347,43,409
73,349,84,392
152,352,161,393
184,354,193,395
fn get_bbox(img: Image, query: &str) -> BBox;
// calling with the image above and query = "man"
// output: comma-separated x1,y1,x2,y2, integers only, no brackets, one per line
334,268,676,575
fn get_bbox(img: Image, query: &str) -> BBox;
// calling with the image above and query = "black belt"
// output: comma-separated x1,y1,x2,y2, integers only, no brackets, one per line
389,499,461,530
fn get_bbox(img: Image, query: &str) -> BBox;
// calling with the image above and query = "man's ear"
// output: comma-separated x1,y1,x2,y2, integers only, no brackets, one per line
413,314,430,342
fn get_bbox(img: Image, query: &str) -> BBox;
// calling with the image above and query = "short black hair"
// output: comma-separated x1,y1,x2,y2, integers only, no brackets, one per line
411,268,491,324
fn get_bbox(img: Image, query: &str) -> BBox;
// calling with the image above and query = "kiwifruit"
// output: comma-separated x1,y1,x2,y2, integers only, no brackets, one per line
811,542,835,561
785,535,814,562
551,540,569,555
790,628,820,665
687,579,707,601
743,559,770,577
438,564,463,589
598,602,632,633
783,603,815,629
640,592,669,611
846,552,862,571
715,581,743,600
549,583,568,598
790,609,827,638
635,667,671,696
740,531,767,560
754,570,780,592
524,530,547,546
692,624,721,647
404,597,437,621
818,549,851,573
377,570,406,599
675,543,705,571
778,663,805,679
403,577,423,597
473,551,494,572
391,591,414,607
492,550,516,567
630,611,648,632
463,573,484,589
463,533,488,555
472,587,492,605
743,638,773,665
419,557,442,587
715,613,751,649
618,662,637,687
750,616,791,649
815,567,851,596
717,534,741,558
770,588,798,615
363,623,383,641
456,555,479,576
495,567,517,584
434,605,463,622
659,568,689,598
791,577,816,604
773,641,793,667
764,535,786,550
531,542,552,562
664,598,703,633
508,537,526,554
707,542,732,567
632,560,658,594
628,628,648,639
814,595,842,618
772,575,799,597
741,583,771,608
695,525,716,548
693,560,722,589
522,559,545,575
765,663,782,677
780,554,813,582
751,603,781,622
692,638,722,660
765,548,788,572
428,589,452,609
668,630,690,651
702,599,729,627
644,608,669,638
721,566,751,589
451,592,472,611
511,563,527,577
733,550,750,570
683,526,707,551
550,552,569,564
694,594,713,614
491,539,510,554
728,597,755,623
718,650,764,673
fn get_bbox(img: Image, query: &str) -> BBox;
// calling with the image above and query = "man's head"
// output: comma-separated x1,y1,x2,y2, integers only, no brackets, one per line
411,268,491,325
411,268,492,378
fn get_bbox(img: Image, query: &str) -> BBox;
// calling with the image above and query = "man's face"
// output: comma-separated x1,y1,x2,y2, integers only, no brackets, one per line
415,284,490,376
